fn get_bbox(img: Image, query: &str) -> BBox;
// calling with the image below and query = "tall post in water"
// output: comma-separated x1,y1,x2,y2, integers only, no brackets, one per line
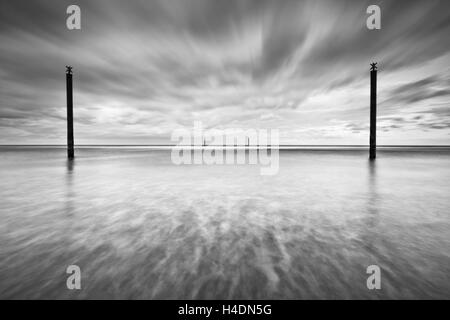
66,66,74,159
369,62,377,160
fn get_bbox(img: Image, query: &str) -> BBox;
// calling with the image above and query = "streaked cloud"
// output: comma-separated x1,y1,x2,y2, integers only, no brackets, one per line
0,0,449,145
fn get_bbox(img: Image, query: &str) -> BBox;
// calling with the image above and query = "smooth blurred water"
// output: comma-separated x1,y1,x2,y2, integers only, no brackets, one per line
0,147,449,299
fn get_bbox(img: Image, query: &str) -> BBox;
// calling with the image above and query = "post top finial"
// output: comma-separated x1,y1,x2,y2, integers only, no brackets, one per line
66,66,73,75
370,62,378,71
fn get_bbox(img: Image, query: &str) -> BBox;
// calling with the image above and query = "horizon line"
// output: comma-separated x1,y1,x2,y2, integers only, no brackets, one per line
1,144,450,147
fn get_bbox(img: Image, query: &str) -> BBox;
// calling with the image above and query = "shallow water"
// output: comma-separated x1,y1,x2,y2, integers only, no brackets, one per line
0,147,449,299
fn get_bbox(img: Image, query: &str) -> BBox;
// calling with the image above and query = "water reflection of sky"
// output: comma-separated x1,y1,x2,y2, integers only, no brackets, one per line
0,148,449,299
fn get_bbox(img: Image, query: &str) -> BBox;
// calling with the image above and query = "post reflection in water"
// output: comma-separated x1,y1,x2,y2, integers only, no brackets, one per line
366,159,380,235
65,159,75,216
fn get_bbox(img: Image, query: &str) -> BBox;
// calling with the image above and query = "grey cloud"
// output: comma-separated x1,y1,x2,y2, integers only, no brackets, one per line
391,76,441,95
418,106,450,117
299,0,450,81
0,0,449,144
381,75,450,110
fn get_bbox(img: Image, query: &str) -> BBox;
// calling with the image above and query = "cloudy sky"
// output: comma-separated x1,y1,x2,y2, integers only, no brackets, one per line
0,0,449,145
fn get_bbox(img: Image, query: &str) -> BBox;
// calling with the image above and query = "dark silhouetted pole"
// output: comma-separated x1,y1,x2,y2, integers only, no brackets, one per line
369,62,377,160
66,66,74,159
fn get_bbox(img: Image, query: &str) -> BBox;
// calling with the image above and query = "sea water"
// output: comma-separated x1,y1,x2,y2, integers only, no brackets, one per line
0,147,449,299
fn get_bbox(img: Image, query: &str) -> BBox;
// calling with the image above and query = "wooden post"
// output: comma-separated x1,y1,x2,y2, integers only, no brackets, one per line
369,62,377,160
66,66,74,159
